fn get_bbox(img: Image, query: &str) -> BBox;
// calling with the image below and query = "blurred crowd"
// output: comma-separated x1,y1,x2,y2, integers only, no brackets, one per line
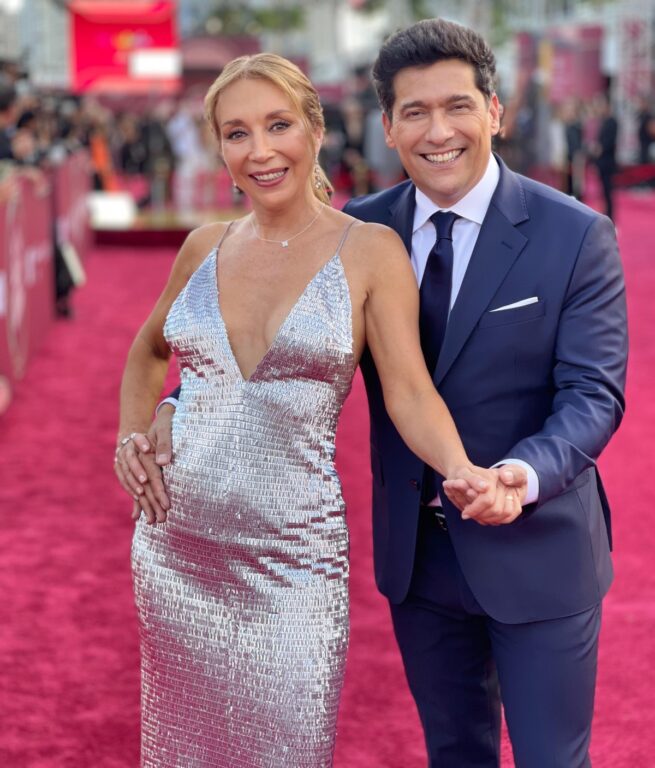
499,86,655,223
0,58,409,220
3,57,655,231
321,64,405,198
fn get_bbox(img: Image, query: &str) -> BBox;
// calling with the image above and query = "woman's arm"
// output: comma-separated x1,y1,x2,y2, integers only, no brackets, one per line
114,224,224,521
360,224,504,517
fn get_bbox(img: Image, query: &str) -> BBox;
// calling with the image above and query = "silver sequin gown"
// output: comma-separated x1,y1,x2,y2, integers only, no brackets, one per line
132,224,355,767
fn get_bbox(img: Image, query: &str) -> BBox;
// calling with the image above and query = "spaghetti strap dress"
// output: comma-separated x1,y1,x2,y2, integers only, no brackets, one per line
131,222,356,767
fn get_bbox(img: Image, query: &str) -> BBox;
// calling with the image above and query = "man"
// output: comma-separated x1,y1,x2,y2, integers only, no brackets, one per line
116,19,627,767
636,94,653,168
0,80,17,161
636,94,655,190
591,92,618,222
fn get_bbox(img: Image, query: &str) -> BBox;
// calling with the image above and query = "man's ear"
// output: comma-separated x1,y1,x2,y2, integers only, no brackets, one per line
382,111,395,149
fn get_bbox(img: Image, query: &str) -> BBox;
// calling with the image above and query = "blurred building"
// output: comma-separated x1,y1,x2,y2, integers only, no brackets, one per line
19,0,69,89
0,0,22,62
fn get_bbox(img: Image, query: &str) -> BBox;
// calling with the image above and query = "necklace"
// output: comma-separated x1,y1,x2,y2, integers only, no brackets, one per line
251,205,324,248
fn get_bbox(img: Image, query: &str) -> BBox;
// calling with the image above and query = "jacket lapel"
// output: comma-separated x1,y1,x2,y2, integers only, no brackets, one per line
388,182,416,255
434,160,529,385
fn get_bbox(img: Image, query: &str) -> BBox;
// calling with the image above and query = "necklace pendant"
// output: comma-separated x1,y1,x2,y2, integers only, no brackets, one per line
281,240,289,248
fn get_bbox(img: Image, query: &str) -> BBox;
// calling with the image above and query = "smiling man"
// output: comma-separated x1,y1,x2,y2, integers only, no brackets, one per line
343,18,627,768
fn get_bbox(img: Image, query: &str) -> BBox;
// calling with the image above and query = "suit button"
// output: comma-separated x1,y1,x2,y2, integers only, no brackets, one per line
409,479,421,490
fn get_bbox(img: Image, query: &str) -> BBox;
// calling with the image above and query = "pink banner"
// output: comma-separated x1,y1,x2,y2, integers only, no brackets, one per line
546,25,604,105
0,173,54,407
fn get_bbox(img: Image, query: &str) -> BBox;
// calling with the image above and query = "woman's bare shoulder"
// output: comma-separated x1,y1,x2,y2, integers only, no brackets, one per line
175,219,240,274
339,217,408,265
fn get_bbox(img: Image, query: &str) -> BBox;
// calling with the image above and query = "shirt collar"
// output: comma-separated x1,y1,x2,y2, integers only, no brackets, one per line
412,154,500,233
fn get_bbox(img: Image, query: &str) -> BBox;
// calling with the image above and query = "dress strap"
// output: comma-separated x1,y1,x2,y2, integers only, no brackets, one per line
215,220,235,251
335,220,357,255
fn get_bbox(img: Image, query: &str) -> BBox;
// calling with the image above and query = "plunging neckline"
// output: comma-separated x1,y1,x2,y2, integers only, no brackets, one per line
211,248,341,383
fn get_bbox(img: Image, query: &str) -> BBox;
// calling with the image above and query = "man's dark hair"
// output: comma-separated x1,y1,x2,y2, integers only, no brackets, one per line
372,18,497,118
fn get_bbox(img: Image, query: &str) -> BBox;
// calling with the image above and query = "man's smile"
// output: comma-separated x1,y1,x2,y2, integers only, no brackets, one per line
422,148,465,165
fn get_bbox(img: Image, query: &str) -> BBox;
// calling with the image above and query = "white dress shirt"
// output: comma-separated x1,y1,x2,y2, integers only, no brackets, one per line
413,154,539,505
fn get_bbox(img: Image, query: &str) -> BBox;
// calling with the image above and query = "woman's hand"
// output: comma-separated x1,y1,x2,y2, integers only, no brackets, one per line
114,405,175,525
443,464,496,515
443,464,528,526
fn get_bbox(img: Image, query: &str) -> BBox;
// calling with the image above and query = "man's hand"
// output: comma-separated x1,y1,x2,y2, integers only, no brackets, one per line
149,403,175,469
114,404,175,524
443,463,528,526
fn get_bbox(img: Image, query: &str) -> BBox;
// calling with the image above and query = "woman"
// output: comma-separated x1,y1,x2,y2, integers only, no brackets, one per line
116,54,502,767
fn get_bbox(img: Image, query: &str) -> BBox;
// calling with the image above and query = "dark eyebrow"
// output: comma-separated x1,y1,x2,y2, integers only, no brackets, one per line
221,109,295,129
398,100,427,112
446,94,476,105
398,94,476,112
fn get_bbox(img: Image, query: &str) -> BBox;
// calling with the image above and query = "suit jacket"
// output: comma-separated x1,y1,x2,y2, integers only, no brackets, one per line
344,155,627,623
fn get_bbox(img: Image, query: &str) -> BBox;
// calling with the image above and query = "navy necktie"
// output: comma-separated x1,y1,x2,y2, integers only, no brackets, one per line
419,211,459,374
419,211,458,504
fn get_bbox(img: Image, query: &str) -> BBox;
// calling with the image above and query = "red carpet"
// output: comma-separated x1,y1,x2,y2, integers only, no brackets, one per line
0,190,653,766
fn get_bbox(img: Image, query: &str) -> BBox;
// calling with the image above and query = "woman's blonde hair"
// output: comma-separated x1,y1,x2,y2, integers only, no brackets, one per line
204,53,333,205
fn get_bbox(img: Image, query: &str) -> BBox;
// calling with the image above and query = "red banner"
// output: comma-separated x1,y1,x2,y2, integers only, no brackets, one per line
0,174,54,400
70,0,180,94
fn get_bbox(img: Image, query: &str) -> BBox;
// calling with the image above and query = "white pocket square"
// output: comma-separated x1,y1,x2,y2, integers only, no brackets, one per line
490,297,539,313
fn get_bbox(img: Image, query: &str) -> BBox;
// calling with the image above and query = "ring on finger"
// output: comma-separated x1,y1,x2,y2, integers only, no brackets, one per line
116,432,139,460
119,432,139,448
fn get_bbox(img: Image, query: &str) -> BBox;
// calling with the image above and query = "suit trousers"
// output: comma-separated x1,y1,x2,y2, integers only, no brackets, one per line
389,510,601,768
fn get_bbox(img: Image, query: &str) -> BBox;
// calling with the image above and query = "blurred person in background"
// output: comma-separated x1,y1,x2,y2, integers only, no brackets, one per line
11,109,45,166
562,98,585,199
82,98,119,192
113,51,508,767
140,101,175,209
166,98,214,214
318,99,348,183
363,103,405,192
339,93,369,195
590,92,618,222
636,94,655,189
0,80,16,162
112,112,151,207
636,94,655,167
115,112,148,176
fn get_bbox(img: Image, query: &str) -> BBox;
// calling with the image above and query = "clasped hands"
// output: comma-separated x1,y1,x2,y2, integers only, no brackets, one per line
115,404,528,526
442,465,527,526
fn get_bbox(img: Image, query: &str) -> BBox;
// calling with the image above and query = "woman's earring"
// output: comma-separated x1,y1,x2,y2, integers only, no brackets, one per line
314,158,323,190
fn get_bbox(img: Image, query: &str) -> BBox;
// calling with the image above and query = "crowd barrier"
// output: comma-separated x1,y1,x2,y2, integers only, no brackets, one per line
0,152,91,414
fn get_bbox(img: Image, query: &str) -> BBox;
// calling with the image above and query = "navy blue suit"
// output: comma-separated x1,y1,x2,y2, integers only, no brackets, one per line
344,156,627,766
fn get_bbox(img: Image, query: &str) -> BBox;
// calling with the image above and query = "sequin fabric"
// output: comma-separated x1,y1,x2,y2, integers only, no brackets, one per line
132,226,355,767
